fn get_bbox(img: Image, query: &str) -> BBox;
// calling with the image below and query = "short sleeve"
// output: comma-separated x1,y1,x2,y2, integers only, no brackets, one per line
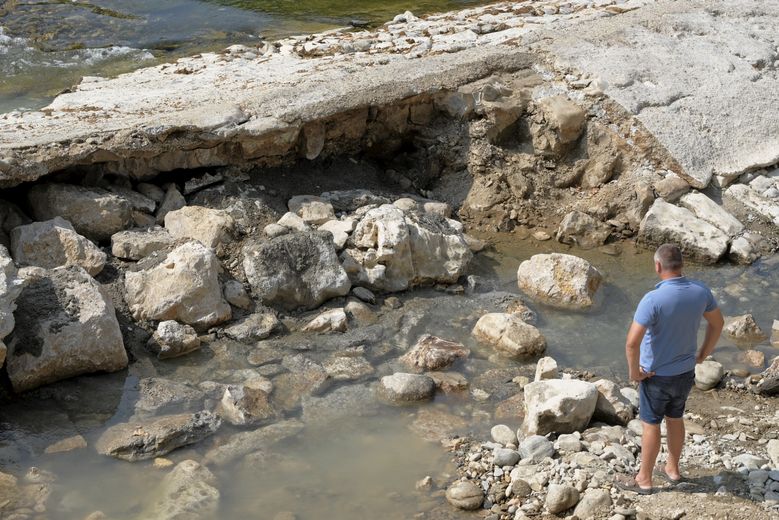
704,287,718,313
633,293,656,327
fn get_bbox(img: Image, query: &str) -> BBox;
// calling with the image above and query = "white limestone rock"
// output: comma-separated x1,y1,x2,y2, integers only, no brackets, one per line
523,379,598,435
472,313,546,359
164,206,235,249
125,242,231,329
679,192,744,236
111,227,174,261
517,253,602,310
10,217,106,276
288,195,336,225
148,320,201,360
639,199,729,264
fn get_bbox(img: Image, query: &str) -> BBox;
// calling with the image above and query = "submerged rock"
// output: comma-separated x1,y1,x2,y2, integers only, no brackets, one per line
379,372,435,403
217,378,278,426
523,379,598,435
400,335,470,371
5,266,127,392
471,313,546,359
445,480,484,510
341,204,471,292
96,411,221,462
243,231,350,310
517,253,602,310
142,460,219,520
301,308,348,333
147,320,201,359
724,314,768,343
203,419,304,466
125,241,231,329
10,217,106,275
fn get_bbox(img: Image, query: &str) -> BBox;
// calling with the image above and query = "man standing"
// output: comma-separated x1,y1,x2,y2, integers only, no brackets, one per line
622,244,724,493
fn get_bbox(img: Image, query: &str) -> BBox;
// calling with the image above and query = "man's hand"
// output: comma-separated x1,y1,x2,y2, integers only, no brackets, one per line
629,367,655,382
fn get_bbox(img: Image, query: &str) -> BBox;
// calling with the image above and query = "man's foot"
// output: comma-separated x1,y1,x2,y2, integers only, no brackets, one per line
615,474,653,495
654,464,685,483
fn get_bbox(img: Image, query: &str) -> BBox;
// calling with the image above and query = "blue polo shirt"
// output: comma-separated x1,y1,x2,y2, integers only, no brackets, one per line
634,276,718,376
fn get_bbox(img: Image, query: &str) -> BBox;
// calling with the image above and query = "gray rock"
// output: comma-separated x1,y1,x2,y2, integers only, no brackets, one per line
471,312,546,359
27,183,133,241
592,379,635,426
136,183,165,203
223,310,280,342
767,439,779,468
400,334,469,371
243,231,350,310
203,419,304,466
5,266,127,392
517,253,602,310
695,360,723,390
639,199,728,264
523,379,598,435
619,387,639,409
519,435,555,463
288,195,336,225
264,223,289,238
545,484,580,514
555,433,583,453
530,96,586,157
534,356,558,381
301,383,378,425
493,447,520,466
351,286,376,304
133,378,206,418
445,480,484,510
556,210,611,249
379,373,435,403
724,314,767,343
222,280,252,309
573,488,611,520
301,308,348,333
142,460,219,520
0,246,24,363
164,206,235,249
654,174,690,202
156,185,186,224
96,411,221,462
759,357,779,396
491,424,517,446
148,320,201,359
679,192,744,236
317,218,355,249
322,355,374,381
10,217,106,275
216,378,278,426
111,227,173,260
125,241,231,329
732,453,768,471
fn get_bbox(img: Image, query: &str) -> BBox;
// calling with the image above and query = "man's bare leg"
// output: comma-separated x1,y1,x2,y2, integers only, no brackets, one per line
636,421,661,489
664,416,685,480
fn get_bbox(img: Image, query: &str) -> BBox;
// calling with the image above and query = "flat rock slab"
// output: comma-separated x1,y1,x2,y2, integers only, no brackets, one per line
541,0,779,188
95,411,221,462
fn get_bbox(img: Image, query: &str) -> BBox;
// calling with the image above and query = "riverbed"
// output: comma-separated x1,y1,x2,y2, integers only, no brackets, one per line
0,0,485,113
1,232,776,519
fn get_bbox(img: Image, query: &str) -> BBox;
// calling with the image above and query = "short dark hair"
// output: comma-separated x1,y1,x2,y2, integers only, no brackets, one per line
654,243,683,272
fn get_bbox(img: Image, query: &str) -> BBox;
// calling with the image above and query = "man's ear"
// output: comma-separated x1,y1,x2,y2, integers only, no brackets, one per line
654,261,662,274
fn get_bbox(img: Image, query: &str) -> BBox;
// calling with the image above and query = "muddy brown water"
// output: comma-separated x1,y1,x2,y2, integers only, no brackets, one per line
1,236,778,519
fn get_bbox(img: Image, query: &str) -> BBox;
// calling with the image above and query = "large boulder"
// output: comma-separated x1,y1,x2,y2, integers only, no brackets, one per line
0,246,24,367
142,460,219,520
164,206,235,249
523,379,598,435
400,335,470,371
638,199,729,264
4,266,127,392
592,379,635,426
96,411,221,462
556,211,611,249
27,183,133,241
10,217,106,275
125,242,231,329
242,231,350,311
517,254,602,310
340,205,472,292
471,313,546,359
679,192,744,236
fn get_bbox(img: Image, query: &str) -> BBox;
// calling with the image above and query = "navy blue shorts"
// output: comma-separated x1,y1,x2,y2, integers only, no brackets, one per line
638,370,695,424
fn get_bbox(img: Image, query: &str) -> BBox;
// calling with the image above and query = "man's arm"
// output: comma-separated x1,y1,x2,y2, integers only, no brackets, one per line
625,321,654,382
696,308,724,363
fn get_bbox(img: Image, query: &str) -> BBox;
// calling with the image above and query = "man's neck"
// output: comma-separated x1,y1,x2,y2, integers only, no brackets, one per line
659,271,683,281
